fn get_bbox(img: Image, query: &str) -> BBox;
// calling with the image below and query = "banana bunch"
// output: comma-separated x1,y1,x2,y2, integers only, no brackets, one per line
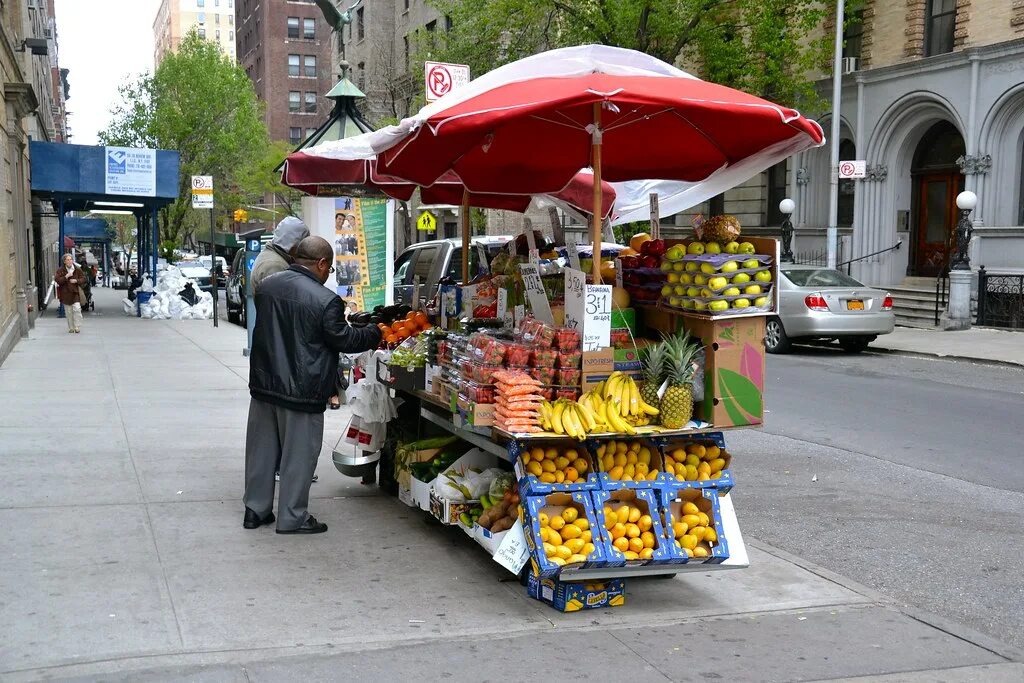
596,372,659,426
540,398,599,441
576,385,642,437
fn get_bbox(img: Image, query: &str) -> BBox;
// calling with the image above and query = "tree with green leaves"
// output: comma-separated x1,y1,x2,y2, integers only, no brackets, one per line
104,214,137,271
100,32,280,250
424,0,831,109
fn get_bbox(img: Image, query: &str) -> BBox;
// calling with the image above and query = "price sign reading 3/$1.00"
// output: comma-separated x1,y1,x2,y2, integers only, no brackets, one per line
563,268,611,350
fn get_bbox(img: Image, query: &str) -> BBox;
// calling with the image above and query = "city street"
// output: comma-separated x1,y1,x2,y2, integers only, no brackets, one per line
736,349,1024,649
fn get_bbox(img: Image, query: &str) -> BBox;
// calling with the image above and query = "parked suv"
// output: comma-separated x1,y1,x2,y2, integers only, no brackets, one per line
393,237,511,307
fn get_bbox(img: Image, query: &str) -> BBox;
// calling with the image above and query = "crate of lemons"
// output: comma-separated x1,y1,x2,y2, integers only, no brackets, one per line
514,443,600,494
594,439,664,489
526,574,626,612
662,440,733,492
592,488,672,565
661,488,729,563
523,492,606,578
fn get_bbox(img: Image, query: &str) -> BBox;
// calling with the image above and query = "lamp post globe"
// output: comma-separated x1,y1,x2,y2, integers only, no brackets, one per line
779,198,795,215
956,191,977,211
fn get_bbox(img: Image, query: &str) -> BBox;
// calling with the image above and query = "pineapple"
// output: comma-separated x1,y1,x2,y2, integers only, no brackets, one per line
640,342,668,425
697,214,741,243
660,332,701,429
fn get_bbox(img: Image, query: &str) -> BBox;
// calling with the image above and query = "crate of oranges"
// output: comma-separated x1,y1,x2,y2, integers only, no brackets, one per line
591,488,672,566
593,439,664,490
660,487,729,564
378,310,432,348
512,442,600,494
522,492,607,579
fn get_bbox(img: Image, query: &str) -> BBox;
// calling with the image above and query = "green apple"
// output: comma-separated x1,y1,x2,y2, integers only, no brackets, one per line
661,285,674,297
660,260,673,272
681,299,695,309
687,241,706,255
673,262,686,272
686,286,700,297
673,285,687,296
666,245,685,261
742,258,760,270
708,276,729,291
724,241,740,254
668,296,681,307
705,242,722,255
684,261,699,273
700,262,716,275
732,298,751,308
731,272,751,285
754,296,770,307
722,286,741,296
679,273,693,285
755,270,773,283
700,288,713,298
667,272,680,284
720,260,739,273
738,242,756,255
693,274,707,286
744,284,762,295
709,300,730,312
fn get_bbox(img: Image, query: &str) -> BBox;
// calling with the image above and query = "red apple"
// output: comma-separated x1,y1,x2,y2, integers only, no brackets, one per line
647,239,666,257
640,255,660,269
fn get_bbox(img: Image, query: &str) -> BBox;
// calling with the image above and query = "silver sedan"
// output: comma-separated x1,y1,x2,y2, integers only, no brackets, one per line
765,266,895,353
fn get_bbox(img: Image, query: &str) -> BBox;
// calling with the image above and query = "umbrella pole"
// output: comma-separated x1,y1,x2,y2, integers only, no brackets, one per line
461,189,471,284
591,103,603,283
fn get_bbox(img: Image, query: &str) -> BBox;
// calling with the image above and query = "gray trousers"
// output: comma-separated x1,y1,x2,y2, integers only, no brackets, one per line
243,398,324,531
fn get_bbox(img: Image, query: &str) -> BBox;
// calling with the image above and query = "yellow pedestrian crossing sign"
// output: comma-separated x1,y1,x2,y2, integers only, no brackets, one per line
417,211,436,232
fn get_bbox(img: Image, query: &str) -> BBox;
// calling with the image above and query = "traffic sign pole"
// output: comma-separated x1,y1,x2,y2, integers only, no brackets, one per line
191,175,218,327
210,208,218,327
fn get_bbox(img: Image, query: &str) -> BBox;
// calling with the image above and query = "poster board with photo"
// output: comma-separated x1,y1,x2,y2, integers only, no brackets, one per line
334,197,388,312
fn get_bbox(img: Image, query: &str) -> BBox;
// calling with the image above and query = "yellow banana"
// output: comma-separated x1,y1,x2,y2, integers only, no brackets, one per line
617,380,630,417
552,400,566,435
638,396,660,416
594,380,606,397
628,377,640,417
576,401,597,432
607,399,637,435
542,401,555,430
603,374,622,401
564,405,581,439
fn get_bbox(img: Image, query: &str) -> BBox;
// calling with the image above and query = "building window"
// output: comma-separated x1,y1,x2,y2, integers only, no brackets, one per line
306,128,318,138
766,161,788,226
925,0,956,56
843,10,863,60
403,36,409,69
215,29,220,39
228,15,232,25
288,54,300,76
197,0,205,6
198,26,206,38
304,91,317,112
287,16,299,39
304,55,316,77
229,30,234,40
356,7,364,41
228,0,232,7
403,0,409,12
215,13,220,24
198,12,205,23
289,127,302,144
357,61,365,89
303,17,315,39
288,91,300,112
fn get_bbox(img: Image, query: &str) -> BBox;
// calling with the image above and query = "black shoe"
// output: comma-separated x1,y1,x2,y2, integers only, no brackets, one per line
276,515,328,535
243,508,275,529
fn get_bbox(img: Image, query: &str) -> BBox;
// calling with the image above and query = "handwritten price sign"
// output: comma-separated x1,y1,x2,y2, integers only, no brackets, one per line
564,268,586,332
520,263,554,324
563,268,611,350
492,521,530,574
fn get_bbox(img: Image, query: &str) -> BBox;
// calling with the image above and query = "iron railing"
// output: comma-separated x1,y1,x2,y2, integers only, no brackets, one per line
934,268,949,327
976,266,1024,329
789,240,901,277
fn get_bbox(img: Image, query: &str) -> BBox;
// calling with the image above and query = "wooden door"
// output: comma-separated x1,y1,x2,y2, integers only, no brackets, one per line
914,172,962,276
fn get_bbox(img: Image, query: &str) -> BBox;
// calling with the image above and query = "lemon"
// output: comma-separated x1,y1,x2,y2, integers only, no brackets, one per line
687,444,706,458
648,469,659,480
709,458,726,472
561,523,581,540
538,512,550,527
639,547,654,560
628,537,644,553
706,445,721,458
698,512,710,527
613,537,629,552
641,531,656,549
615,441,628,454
555,545,572,560
568,553,588,564
638,514,653,532
540,528,551,543
547,530,562,546
638,447,652,465
673,521,688,538
554,456,570,470
575,517,590,531
674,463,687,477
681,513,700,528
625,523,640,539
548,515,565,531
561,507,579,523
692,545,710,558
608,465,624,480
554,470,565,484
549,556,566,566
682,502,700,516
689,526,706,539
680,534,699,550
628,507,642,524
685,454,700,468
626,453,638,465
623,550,639,560
573,457,589,473
613,453,627,468
539,473,556,483
684,464,698,481
527,461,543,477
582,542,596,555
566,538,585,554
611,523,626,540
703,528,718,543
580,530,592,543
623,463,636,478
543,542,556,556
544,447,559,460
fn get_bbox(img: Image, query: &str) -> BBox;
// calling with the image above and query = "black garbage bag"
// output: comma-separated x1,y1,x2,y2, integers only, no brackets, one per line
178,282,199,306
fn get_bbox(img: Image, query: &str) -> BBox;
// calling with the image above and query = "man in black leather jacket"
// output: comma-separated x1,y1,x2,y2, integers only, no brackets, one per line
243,236,381,534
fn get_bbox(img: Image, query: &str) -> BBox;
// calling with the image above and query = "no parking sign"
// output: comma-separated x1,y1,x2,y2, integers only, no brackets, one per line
424,61,470,102
838,160,866,179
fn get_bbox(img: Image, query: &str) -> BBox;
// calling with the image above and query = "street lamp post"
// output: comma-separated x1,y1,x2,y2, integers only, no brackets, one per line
826,0,845,270
779,198,796,262
943,190,977,330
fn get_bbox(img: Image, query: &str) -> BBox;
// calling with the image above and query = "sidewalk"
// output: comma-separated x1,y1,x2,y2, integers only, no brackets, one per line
1,289,1020,682
873,326,1024,367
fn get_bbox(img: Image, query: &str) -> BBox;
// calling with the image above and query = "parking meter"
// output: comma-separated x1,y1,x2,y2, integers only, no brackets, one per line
244,238,260,356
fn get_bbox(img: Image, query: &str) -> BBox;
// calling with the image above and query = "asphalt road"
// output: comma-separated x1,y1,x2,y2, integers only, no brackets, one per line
733,346,1024,652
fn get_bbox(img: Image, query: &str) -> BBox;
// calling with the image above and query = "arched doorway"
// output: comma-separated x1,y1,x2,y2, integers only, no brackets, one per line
911,121,965,276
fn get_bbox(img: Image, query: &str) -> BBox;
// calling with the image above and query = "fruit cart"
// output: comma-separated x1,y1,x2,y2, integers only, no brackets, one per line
282,44,823,611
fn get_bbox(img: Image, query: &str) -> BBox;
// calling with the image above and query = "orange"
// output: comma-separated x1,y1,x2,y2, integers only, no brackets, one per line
612,537,629,552
627,536,644,553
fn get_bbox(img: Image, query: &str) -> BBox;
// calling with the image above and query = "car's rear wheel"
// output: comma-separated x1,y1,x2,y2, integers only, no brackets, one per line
839,336,871,353
765,317,791,354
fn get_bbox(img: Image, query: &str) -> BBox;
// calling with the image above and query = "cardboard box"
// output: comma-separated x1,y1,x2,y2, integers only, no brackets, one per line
429,489,479,525
473,524,509,556
424,447,500,522
590,488,673,566
522,491,607,579
659,486,730,565
456,396,495,427
511,441,600,495
581,349,644,392
683,316,765,429
656,433,734,494
410,475,434,512
526,574,626,611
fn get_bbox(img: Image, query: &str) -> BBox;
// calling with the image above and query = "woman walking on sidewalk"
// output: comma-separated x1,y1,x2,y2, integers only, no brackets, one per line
54,253,86,333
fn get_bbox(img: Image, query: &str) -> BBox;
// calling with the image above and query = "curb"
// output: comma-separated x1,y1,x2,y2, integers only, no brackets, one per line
865,345,1024,370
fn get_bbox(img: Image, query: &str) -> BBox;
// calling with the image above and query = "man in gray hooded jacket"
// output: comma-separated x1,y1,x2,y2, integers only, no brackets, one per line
251,216,310,291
